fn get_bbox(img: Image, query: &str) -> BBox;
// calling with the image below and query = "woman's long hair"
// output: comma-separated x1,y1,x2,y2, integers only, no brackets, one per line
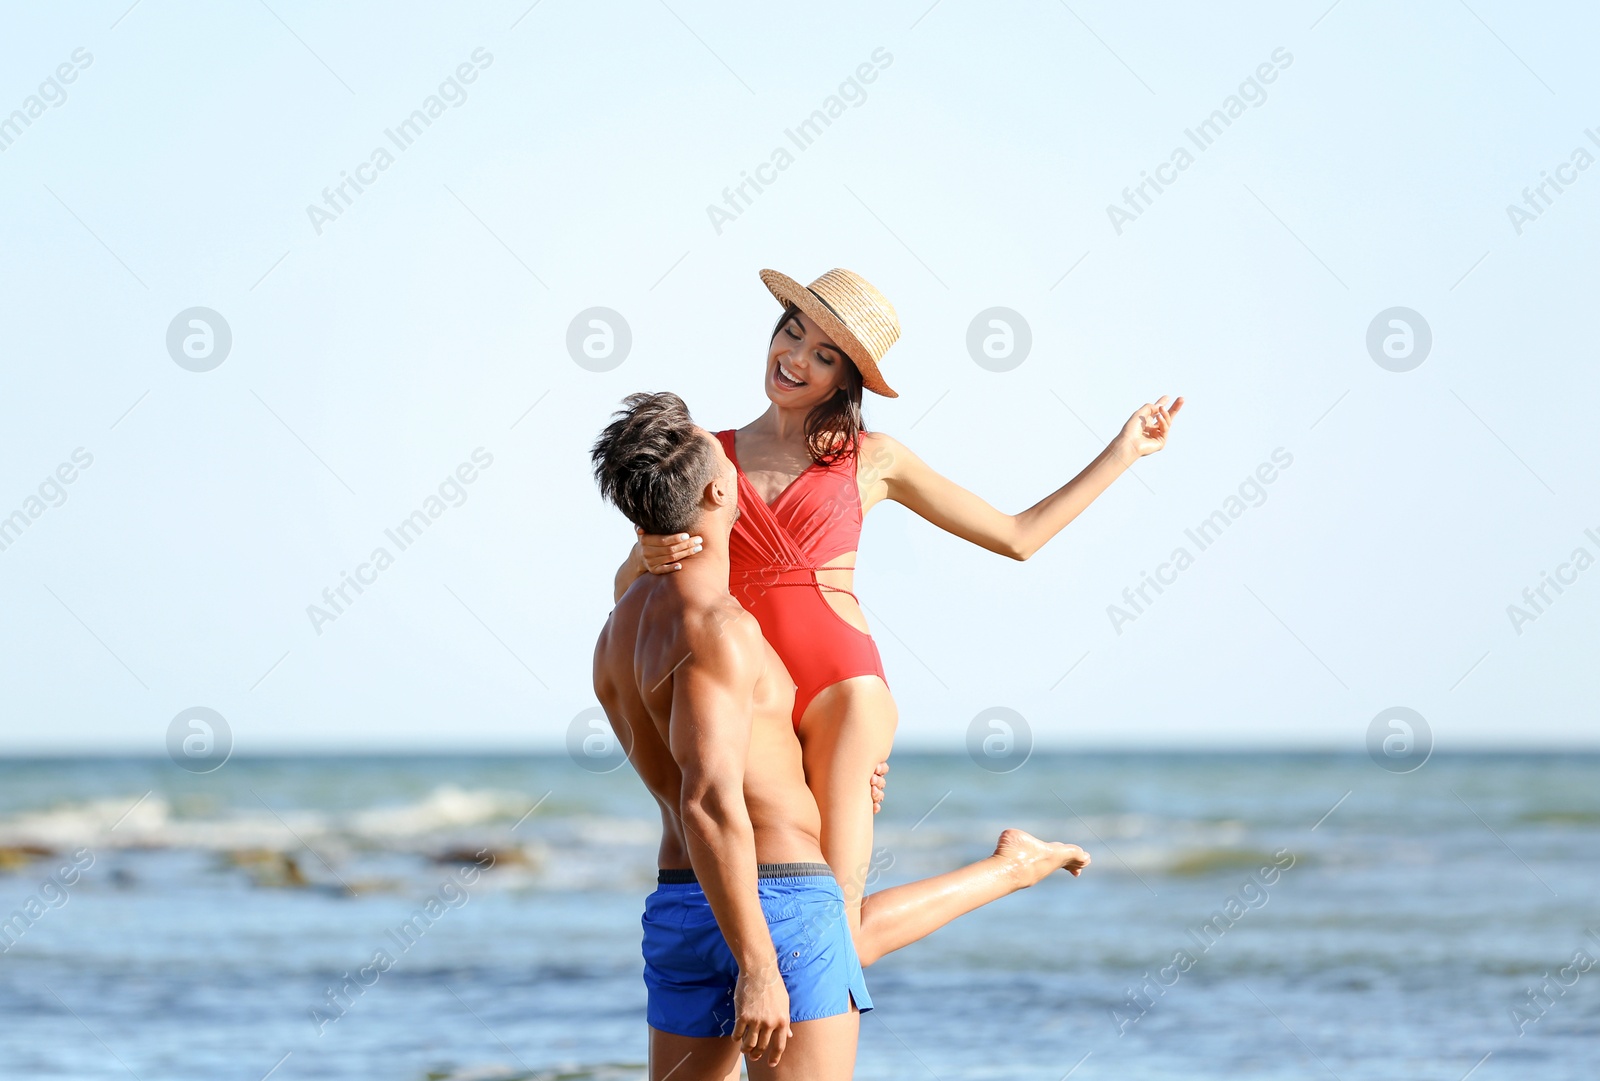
771,303,866,466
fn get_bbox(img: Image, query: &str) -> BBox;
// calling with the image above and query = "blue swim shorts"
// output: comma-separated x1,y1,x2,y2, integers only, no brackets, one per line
641,861,873,1038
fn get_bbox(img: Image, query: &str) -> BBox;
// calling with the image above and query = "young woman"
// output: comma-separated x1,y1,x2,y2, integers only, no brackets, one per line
614,267,1181,941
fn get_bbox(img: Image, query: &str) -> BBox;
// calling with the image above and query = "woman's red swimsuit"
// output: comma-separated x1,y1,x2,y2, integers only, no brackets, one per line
715,429,889,730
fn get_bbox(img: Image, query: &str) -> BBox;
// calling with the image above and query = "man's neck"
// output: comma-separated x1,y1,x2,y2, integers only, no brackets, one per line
670,518,731,589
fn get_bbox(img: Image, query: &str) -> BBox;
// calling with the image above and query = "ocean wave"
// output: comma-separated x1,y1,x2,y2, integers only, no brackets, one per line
0,783,687,898
0,786,1341,891
349,785,531,837
0,787,657,861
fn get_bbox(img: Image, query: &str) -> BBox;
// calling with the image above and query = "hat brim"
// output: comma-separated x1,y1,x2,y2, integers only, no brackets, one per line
760,269,898,398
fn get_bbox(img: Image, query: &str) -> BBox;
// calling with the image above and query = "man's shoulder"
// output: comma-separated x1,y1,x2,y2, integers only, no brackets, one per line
678,596,761,669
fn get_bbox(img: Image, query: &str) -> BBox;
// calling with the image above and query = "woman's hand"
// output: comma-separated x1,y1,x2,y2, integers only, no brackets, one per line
637,526,702,574
1116,395,1184,459
870,761,889,814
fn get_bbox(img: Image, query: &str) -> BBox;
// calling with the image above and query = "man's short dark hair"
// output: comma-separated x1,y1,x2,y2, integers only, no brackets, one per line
591,392,719,534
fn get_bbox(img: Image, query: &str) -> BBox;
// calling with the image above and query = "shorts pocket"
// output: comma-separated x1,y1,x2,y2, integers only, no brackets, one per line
640,889,688,947
776,893,852,973
768,912,817,974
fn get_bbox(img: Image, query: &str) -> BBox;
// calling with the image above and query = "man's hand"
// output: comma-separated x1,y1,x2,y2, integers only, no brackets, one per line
1115,395,1184,459
732,964,791,1064
871,760,889,814
638,526,701,573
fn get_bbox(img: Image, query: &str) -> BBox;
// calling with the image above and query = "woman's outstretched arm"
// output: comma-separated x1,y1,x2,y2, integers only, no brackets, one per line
869,396,1183,561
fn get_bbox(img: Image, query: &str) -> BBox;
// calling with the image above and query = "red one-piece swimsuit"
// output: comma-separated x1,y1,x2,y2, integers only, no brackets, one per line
714,429,889,730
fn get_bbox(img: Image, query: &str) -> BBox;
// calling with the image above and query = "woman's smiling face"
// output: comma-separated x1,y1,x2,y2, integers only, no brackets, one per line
765,308,851,407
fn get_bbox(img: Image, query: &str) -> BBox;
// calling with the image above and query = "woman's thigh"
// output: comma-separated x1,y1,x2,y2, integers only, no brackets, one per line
797,676,898,924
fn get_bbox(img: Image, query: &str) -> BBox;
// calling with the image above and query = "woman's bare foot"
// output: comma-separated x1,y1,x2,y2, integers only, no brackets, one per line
992,828,1089,889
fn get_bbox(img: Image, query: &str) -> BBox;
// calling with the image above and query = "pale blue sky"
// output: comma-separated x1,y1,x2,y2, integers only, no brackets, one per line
1,1,1595,753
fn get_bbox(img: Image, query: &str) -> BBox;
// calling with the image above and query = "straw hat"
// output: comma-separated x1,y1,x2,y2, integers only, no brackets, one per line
760,268,900,398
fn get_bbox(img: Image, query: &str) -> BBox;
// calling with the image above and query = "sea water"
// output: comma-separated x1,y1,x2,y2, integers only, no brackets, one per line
0,752,1595,1080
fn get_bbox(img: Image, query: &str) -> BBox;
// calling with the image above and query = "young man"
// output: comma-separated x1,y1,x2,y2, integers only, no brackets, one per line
591,392,1089,1080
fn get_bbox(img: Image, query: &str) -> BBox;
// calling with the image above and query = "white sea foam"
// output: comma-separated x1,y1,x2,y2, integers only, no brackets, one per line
0,793,172,847
0,786,661,882
348,785,530,837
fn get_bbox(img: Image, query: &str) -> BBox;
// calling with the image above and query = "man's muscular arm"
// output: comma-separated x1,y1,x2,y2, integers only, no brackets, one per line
668,609,790,1063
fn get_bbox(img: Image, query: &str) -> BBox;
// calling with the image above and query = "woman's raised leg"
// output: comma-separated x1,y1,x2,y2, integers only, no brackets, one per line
796,675,898,940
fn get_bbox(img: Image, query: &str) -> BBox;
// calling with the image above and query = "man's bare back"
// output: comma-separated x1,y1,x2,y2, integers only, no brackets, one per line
594,569,825,871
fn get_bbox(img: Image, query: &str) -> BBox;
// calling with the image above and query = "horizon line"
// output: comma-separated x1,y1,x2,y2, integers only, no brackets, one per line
2,744,1598,759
